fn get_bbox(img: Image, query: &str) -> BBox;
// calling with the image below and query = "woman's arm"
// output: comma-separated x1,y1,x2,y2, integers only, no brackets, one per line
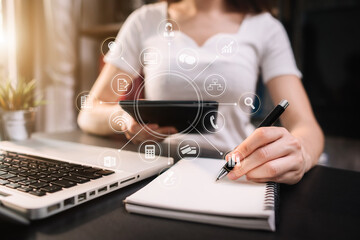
77,63,177,142
267,75,324,171
226,75,324,184
77,63,127,136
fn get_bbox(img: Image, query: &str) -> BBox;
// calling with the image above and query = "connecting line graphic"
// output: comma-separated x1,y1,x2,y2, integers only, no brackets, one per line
118,127,144,152
99,101,119,104
192,55,219,82
218,103,237,106
168,137,171,165
168,42,171,73
121,57,144,80
188,122,223,156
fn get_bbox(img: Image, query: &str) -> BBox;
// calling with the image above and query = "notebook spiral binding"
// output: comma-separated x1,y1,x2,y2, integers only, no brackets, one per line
263,182,279,211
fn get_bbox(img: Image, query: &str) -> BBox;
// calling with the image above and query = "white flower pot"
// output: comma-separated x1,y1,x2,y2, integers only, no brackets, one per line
1,109,35,141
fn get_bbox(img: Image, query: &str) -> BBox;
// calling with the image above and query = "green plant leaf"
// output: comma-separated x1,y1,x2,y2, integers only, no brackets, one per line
0,78,45,111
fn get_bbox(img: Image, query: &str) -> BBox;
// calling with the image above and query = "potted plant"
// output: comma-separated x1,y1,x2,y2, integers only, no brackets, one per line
0,79,44,141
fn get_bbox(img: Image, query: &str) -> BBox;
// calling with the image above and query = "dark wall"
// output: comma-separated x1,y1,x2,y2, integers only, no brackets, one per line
282,0,360,139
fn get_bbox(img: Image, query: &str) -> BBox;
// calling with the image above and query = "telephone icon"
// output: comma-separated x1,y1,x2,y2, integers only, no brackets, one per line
210,115,218,129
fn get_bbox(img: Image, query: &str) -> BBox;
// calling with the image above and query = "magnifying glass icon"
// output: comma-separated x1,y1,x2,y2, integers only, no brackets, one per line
244,97,255,110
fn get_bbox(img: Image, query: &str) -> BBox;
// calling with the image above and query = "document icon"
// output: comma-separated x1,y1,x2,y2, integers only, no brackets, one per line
80,95,92,109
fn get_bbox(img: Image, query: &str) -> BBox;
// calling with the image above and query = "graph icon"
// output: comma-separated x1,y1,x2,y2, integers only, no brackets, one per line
221,41,234,54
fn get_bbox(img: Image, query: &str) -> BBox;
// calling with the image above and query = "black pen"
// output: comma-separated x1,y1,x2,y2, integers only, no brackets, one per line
215,99,289,181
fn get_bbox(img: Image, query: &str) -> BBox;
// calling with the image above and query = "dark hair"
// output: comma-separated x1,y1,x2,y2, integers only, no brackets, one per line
165,0,273,14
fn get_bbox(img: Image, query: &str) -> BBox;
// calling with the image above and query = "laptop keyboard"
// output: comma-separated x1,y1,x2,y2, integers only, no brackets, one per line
0,150,114,197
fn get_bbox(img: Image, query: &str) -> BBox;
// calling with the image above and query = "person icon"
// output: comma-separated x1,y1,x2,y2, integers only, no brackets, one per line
163,22,175,38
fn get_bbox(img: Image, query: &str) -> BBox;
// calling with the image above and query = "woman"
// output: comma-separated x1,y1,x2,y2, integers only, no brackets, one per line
78,0,324,184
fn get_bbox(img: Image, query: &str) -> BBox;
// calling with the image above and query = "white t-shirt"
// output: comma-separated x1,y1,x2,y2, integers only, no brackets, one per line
105,2,301,153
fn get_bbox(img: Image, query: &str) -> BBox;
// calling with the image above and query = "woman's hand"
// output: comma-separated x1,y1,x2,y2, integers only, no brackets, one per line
123,116,178,144
226,127,308,185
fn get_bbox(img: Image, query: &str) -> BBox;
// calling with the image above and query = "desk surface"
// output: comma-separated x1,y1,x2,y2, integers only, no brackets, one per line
1,131,360,240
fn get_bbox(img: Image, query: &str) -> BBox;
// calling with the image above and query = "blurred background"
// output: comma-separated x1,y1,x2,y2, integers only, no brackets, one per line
0,0,359,169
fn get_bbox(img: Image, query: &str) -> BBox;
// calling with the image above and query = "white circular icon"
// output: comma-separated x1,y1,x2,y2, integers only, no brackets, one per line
110,74,133,97
138,140,162,163
139,47,162,69
101,37,122,59
158,168,181,188
97,150,121,169
157,19,180,40
109,111,130,133
203,110,225,133
238,92,261,115
204,74,227,97
244,97,255,109
177,139,200,160
216,36,239,57
75,91,96,112
177,48,199,71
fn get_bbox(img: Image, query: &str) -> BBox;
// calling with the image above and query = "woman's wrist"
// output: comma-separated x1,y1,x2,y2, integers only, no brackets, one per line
294,135,314,173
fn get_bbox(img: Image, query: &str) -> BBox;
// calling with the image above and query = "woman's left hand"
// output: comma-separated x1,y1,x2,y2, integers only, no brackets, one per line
226,126,307,185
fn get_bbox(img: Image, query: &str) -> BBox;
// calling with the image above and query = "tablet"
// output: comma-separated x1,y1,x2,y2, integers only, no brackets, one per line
119,100,219,134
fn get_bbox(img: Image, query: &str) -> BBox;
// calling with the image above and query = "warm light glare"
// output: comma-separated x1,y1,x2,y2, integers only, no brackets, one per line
0,0,3,45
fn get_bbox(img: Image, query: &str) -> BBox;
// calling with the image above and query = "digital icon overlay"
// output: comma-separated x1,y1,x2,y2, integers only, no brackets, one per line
177,48,199,71
144,145,156,160
238,92,261,115
157,168,181,188
138,140,162,163
111,74,133,97
97,150,121,169
163,22,175,38
80,94,93,109
109,111,130,133
177,139,200,159
100,37,122,58
75,91,95,112
140,47,162,69
158,19,179,41
217,36,239,57
204,74,226,97
203,110,225,133
244,97,255,109
103,156,116,168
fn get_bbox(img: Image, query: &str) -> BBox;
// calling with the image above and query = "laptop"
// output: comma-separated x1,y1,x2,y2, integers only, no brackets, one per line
0,137,173,224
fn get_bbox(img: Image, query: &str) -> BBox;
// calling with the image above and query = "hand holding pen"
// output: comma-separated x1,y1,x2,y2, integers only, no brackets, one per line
216,100,307,185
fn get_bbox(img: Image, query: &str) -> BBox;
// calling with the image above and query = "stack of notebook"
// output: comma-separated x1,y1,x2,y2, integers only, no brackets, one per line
125,158,278,231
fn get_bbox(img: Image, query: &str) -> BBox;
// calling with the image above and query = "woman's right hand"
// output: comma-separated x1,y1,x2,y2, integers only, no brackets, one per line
123,116,178,144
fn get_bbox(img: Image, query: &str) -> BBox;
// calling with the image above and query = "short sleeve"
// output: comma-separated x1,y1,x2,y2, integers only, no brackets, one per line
104,7,144,76
260,17,302,83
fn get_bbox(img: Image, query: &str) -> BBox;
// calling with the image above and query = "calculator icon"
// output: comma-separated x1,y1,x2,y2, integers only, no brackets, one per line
145,145,156,159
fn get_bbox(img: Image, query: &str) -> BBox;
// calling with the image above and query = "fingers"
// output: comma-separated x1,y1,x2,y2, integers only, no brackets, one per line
152,126,178,135
233,127,286,158
247,169,303,185
245,155,300,180
125,121,177,144
228,137,292,180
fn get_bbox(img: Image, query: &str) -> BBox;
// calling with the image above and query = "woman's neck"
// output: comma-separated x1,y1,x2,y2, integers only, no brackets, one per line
185,0,226,12
172,0,228,16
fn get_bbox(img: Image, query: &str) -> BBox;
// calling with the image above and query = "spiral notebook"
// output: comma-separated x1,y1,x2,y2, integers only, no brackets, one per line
125,158,278,231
